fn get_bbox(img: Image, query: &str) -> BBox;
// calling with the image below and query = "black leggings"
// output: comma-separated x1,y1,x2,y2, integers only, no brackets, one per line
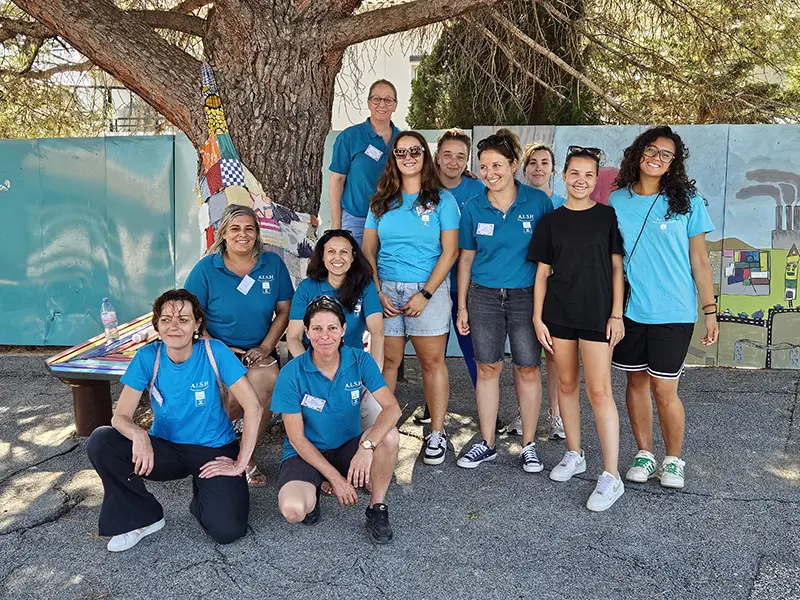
86,426,249,544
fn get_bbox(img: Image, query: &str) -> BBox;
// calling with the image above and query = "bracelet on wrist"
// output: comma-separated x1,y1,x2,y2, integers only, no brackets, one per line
701,302,716,310
609,315,623,321
457,307,467,313
704,310,717,316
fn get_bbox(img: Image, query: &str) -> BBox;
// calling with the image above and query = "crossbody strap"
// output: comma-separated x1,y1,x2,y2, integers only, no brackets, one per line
627,191,661,264
149,342,161,389
203,337,223,392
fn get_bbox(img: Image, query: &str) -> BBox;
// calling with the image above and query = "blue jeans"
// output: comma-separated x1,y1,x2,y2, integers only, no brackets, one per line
448,291,478,387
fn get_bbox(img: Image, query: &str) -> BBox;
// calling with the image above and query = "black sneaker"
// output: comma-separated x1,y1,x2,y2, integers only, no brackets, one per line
414,404,431,424
365,503,393,543
302,489,321,525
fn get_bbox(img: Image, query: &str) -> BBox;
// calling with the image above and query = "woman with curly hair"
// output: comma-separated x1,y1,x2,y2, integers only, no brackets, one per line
362,130,460,466
608,126,718,490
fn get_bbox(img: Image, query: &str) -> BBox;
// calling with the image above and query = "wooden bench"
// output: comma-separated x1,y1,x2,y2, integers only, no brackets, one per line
46,314,156,436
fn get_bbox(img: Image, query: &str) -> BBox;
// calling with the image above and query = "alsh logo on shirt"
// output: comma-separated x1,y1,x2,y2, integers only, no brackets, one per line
344,379,363,406
518,214,534,234
190,381,209,407
258,274,274,294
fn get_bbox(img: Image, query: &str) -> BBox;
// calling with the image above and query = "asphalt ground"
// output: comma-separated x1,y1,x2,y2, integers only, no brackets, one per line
0,353,798,600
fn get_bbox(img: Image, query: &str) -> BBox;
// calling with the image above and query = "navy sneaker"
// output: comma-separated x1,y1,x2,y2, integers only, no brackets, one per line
457,440,497,469
521,442,544,473
365,503,393,544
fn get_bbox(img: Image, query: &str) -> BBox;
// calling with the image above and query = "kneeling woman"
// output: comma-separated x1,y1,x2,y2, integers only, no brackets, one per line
531,147,626,512
87,289,263,551
272,297,402,543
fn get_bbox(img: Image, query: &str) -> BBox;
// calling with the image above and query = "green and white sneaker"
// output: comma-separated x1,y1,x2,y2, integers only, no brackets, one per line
625,450,657,483
659,456,685,489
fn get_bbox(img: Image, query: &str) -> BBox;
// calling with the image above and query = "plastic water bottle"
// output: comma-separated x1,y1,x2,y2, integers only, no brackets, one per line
101,297,119,344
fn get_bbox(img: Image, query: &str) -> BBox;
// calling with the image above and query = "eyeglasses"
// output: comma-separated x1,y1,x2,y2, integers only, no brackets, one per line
393,146,425,158
642,145,675,163
368,96,397,107
568,145,603,158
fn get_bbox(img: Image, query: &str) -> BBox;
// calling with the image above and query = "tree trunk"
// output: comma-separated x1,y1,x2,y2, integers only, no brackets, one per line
204,5,344,215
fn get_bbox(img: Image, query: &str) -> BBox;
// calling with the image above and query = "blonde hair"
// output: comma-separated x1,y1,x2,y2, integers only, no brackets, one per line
208,205,263,259
522,142,555,170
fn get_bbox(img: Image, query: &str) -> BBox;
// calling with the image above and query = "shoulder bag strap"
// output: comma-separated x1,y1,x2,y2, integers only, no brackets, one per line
149,342,161,389
203,338,223,392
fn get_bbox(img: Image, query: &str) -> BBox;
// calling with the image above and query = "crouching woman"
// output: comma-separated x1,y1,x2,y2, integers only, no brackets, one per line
273,297,402,543
86,289,264,552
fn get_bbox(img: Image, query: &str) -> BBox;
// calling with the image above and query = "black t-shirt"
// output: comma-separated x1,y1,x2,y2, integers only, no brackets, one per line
527,203,624,333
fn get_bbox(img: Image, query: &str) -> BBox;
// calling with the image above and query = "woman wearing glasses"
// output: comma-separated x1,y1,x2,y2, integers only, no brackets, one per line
287,228,385,428
273,298,402,544
455,129,552,472
184,204,294,487
609,126,717,490
329,79,401,245
362,131,460,466
434,129,485,396
504,142,567,441
531,146,626,511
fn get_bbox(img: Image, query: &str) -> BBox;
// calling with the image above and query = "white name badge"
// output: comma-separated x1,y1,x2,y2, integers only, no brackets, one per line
365,145,383,161
301,394,326,412
237,274,255,295
476,222,495,236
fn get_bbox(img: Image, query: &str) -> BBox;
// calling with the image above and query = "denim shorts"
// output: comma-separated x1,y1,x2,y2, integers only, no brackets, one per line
467,283,542,367
341,210,367,247
382,280,451,337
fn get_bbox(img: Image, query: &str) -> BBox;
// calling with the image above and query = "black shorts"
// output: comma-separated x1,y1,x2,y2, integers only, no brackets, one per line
611,317,694,379
277,436,361,491
545,321,608,344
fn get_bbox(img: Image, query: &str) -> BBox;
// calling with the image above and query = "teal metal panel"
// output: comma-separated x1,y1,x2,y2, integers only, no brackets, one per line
105,136,175,325
39,138,107,345
0,140,44,344
174,133,202,287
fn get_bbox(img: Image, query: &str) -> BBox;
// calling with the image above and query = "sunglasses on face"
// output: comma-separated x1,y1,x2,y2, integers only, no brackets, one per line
393,146,425,158
642,145,676,163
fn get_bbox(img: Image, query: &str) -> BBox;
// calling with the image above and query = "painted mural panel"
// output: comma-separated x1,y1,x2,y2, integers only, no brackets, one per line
718,125,800,369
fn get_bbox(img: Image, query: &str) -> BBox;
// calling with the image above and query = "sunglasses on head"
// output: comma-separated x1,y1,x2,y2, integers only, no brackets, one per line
567,145,603,158
323,228,353,236
393,146,425,158
477,136,514,154
643,145,676,163
308,294,343,309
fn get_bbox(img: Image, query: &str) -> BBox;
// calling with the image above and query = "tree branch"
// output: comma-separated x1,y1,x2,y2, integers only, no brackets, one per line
11,0,204,142
490,10,647,124
0,17,54,42
0,59,94,79
325,0,505,50
137,10,207,37
172,0,213,13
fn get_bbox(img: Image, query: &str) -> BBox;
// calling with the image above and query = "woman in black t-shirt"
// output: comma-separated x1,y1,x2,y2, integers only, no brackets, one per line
529,146,626,513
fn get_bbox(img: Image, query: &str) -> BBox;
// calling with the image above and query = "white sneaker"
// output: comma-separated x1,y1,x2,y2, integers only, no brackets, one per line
547,409,566,440
549,450,586,482
625,450,657,483
423,429,448,465
586,471,625,512
505,413,523,436
659,456,686,489
107,518,165,552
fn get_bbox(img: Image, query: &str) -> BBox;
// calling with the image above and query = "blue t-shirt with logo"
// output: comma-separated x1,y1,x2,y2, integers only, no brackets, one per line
365,189,461,283
121,340,247,448
289,278,383,349
609,188,714,324
459,183,553,289
184,251,294,350
271,346,387,462
330,119,401,218
446,177,486,290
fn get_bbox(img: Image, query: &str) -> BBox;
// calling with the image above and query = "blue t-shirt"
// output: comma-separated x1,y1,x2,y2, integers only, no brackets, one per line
330,119,401,218
121,340,247,448
289,278,383,349
365,189,461,283
609,188,714,324
184,251,294,349
271,346,387,462
550,192,567,209
446,177,486,290
459,183,553,289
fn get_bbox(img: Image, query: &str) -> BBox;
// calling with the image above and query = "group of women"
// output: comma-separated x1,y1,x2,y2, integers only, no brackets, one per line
86,79,718,552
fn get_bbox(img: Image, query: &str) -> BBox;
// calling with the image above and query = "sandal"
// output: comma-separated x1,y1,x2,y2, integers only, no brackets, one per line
320,481,335,496
245,464,267,488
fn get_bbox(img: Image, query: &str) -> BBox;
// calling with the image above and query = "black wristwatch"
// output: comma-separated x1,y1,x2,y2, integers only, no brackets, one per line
420,288,433,300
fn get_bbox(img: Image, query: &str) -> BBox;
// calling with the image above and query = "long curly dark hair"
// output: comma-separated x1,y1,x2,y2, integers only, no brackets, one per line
370,131,441,218
306,230,373,313
613,126,697,219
